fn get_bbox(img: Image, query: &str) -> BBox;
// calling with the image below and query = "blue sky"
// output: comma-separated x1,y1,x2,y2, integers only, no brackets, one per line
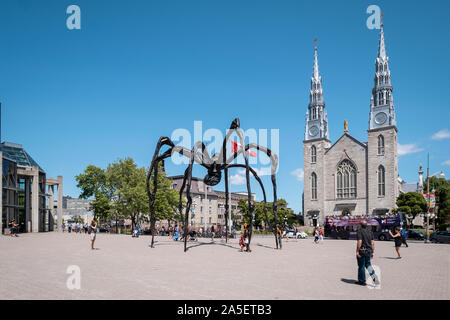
1,0,449,213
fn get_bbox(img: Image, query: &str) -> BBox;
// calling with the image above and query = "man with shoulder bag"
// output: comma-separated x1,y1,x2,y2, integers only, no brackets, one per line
356,220,380,286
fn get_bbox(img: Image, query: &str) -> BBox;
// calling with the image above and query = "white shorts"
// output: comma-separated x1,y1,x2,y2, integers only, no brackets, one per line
90,233,96,241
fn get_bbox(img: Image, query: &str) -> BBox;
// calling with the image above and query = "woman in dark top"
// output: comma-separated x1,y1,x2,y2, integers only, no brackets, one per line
389,227,402,259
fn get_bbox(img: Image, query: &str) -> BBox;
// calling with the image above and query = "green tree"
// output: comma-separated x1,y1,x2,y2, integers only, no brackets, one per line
75,165,111,221
106,158,149,231
394,192,427,228
237,198,295,230
424,176,450,229
147,162,182,226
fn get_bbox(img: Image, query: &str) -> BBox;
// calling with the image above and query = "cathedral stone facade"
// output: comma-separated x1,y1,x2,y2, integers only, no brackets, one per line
303,24,400,227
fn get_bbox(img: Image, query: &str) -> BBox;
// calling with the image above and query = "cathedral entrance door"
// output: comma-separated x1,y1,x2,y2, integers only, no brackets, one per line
342,208,351,216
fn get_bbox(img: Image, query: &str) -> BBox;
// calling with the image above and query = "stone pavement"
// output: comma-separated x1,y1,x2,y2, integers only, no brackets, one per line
0,232,448,299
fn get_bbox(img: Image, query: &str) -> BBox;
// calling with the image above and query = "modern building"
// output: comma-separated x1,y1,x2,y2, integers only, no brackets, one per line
303,22,401,227
1,142,63,234
62,196,94,225
168,175,255,229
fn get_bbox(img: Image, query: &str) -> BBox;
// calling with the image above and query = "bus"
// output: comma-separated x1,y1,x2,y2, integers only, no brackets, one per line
324,214,403,241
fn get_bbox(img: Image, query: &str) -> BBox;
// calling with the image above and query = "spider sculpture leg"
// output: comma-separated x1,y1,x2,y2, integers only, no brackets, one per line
147,137,176,248
226,163,269,239
226,142,280,249
233,127,255,245
180,141,206,252
147,138,207,248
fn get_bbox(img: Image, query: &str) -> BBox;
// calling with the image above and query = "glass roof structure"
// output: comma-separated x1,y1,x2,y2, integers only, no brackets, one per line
0,142,45,173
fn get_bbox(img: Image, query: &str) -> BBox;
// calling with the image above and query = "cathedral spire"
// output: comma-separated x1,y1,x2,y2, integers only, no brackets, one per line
305,39,329,141
369,16,396,130
313,38,320,81
378,13,386,59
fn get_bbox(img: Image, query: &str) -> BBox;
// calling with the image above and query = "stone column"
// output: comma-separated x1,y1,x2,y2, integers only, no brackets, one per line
57,176,63,232
25,177,31,232
31,166,40,232
48,184,54,230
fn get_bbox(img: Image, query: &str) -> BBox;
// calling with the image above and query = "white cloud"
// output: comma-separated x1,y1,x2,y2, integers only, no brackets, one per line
231,167,271,185
291,168,304,181
442,159,450,166
229,173,245,185
398,143,424,156
432,129,450,140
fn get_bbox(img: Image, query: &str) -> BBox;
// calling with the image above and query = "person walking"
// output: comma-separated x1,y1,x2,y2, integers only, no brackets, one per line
356,220,380,286
319,227,324,243
88,220,98,250
8,219,18,237
173,225,179,241
400,227,408,248
210,225,215,242
62,222,66,233
313,227,319,244
68,222,72,233
389,227,403,259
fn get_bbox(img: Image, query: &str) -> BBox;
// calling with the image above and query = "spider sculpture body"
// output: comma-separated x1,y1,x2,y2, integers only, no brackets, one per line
146,118,280,252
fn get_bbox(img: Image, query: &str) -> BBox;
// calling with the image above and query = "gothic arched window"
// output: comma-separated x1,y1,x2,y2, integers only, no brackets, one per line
378,165,385,196
311,172,317,200
336,160,357,199
312,108,317,120
378,135,385,155
311,145,317,163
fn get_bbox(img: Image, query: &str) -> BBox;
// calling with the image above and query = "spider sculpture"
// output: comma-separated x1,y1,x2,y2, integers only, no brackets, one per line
146,118,280,252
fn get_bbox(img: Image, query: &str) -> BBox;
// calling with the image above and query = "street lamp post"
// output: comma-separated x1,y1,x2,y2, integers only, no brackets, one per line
426,158,430,243
425,153,445,243
204,186,208,232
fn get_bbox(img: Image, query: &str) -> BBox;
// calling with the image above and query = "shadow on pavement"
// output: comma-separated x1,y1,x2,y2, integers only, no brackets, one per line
255,243,277,250
340,278,359,285
381,257,400,260
185,241,236,252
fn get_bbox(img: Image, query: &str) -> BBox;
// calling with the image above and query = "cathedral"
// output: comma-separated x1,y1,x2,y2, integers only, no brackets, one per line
303,22,400,227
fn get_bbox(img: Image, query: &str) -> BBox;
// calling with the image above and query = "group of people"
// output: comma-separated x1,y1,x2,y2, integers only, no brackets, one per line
313,226,324,244
239,229,251,252
154,224,237,241
7,219,19,237
62,222,90,234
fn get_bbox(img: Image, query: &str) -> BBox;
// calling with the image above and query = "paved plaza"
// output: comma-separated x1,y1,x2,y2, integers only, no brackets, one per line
0,232,448,300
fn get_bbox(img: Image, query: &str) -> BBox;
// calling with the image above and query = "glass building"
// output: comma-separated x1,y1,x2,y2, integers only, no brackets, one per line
1,142,52,234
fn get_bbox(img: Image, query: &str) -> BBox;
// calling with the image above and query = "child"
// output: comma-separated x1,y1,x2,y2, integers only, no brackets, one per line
244,229,251,252
239,233,246,252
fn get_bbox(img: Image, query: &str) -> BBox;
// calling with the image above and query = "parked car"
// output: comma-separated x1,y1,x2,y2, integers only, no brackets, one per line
430,231,450,244
297,231,308,239
406,229,425,240
97,227,110,233
283,230,307,239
